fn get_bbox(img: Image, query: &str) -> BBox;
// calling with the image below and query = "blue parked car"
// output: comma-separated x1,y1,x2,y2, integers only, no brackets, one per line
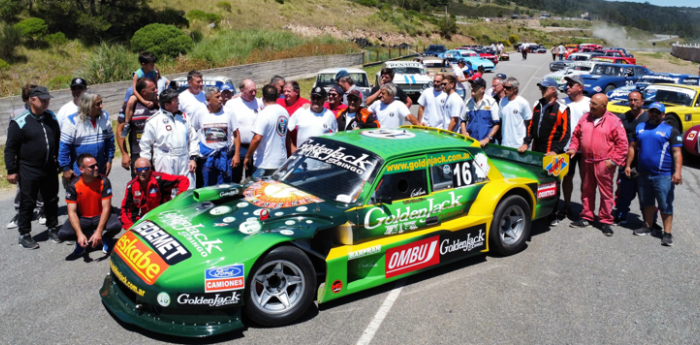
423,44,447,58
606,73,700,101
581,63,654,96
444,50,496,72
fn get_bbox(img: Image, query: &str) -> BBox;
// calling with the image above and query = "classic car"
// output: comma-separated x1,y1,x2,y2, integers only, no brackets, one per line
374,61,433,99
100,127,569,337
581,63,653,95
173,76,237,94
412,57,452,76
606,73,700,101
474,47,499,65
444,50,495,72
314,68,372,100
423,44,447,58
607,84,700,133
549,52,603,72
543,61,601,91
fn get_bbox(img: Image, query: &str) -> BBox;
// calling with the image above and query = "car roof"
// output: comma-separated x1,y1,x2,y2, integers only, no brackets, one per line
324,127,475,160
647,83,700,92
317,67,366,74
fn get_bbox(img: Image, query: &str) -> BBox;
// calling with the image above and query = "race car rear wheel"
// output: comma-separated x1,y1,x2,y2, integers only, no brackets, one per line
664,114,682,133
245,246,316,327
604,85,616,93
489,195,531,256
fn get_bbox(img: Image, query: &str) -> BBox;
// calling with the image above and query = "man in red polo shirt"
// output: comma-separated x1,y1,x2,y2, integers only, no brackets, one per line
58,153,122,259
121,157,189,229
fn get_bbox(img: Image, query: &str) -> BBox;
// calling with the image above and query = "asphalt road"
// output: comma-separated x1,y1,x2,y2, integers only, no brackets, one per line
2,52,700,345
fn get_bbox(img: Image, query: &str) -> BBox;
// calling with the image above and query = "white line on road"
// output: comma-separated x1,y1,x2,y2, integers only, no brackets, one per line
521,56,549,92
355,280,406,345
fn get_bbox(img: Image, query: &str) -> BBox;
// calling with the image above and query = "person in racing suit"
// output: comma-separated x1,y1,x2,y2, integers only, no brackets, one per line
336,90,380,131
139,89,199,189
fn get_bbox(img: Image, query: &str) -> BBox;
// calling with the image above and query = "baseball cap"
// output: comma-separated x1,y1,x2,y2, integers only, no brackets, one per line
311,86,328,98
537,79,558,88
329,85,344,96
496,73,507,79
221,83,234,92
347,89,362,100
648,101,665,113
469,78,487,89
457,59,466,64
335,70,350,81
70,78,87,88
564,75,584,86
29,86,53,99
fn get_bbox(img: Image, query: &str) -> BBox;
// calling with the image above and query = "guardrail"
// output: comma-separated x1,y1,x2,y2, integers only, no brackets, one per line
671,44,700,63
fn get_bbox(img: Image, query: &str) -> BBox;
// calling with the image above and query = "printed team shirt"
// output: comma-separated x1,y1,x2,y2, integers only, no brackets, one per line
225,97,265,145
443,92,465,131
564,96,591,150
288,107,338,147
499,95,533,148
252,104,289,169
417,87,447,128
117,99,159,155
368,100,411,129
56,101,78,130
632,121,682,176
191,107,239,151
462,96,500,140
65,175,113,218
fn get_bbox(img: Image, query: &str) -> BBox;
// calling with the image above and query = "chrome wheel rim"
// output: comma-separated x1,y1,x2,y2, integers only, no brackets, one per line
252,260,305,314
499,205,525,246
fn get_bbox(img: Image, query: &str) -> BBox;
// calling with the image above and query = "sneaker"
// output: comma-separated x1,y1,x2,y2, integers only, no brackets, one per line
557,206,572,218
37,211,46,225
633,226,653,236
602,224,614,236
662,233,673,246
7,214,18,229
550,217,561,226
102,238,113,254
47,228,61,243
67,243,86,259
652,223,663,231
613,216,627,226
18,234,39,249
570,219,591,228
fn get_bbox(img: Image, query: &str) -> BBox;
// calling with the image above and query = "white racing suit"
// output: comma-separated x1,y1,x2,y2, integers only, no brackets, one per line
139,110,199,189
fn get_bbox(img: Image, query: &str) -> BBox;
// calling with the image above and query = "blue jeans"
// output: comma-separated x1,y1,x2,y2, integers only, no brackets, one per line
638,173,675,214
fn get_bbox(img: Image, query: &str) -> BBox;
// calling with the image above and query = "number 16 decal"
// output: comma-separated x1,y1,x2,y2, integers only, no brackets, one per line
453,161,475,188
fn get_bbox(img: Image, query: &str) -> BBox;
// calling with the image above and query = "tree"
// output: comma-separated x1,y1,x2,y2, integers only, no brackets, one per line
14,17,48,43
438,13,458,38
130,23,193,58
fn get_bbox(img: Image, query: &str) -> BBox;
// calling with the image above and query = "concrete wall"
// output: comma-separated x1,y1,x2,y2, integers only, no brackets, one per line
671,44,700,63
0,52,364,138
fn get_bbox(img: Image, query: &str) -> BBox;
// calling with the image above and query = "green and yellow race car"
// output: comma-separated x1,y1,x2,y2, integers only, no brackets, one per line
100,127,569,337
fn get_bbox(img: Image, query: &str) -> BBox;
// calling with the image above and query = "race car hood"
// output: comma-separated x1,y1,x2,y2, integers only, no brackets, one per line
394,74,432,85
110,180,348,296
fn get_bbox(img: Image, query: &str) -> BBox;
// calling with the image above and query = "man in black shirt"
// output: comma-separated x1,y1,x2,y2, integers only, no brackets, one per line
4,86,61,249
613,90,648,226
366,67,413,108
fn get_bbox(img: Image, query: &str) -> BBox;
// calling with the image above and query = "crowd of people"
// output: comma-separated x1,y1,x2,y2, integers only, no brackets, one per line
4,49,681,257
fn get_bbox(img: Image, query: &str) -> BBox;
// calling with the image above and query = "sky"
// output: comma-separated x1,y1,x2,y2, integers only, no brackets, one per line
606,0,699,7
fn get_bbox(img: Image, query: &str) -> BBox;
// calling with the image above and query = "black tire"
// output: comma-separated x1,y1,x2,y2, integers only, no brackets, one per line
489,195,531,256
664,114,682,133
244,246,316,327
604,84,616,93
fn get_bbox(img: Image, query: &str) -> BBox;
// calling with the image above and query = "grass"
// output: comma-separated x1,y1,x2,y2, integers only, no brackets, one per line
633,51,698,74
0,146,9,190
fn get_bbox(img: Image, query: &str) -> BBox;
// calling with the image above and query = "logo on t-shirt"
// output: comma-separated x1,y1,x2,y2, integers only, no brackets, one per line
513,109,519,115
276,116,288,136
389,112,395,117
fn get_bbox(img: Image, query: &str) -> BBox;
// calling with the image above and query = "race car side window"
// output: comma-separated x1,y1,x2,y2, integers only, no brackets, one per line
373,169,428,203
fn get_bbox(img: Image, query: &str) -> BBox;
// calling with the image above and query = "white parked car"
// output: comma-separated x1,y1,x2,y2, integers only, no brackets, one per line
543,61,600,92
313,68,372,100
375,61,432,100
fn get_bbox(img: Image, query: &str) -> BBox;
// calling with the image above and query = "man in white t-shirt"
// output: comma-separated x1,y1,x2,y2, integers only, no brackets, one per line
288,86,338,153
245,84,289,179
490,43,497,52
178,70,207,116
442,75,465,132
224,78,264,183
451,60,470,100
368,83,419,129
497,42,504,55
557,43,565,60
191,87,241,186
499,77,533,148
56,78,87,129
560,74,591,217
417,74,447,128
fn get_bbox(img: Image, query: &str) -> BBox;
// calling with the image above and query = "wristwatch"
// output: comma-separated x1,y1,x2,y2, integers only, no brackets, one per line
488,136,494,141
189,155,198,161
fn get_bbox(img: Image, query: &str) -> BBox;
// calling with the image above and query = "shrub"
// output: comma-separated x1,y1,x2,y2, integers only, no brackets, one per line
131,23,193,58
49,75,73,89
44,32,69,46
0,58,9,71
0,26,21,60
154,8,190,28
186,10,221,23
190,29,204,43
358,0,378,6
274,0,284,4
14,17,48,42
508,34,519,44
216,1,232,12
82,42,139,84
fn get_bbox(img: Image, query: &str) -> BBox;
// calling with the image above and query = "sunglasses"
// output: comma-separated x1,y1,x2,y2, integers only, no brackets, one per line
503,85,514,90
136,167,150,173
329,93,339,97
441,83,449,86
85,163,98,170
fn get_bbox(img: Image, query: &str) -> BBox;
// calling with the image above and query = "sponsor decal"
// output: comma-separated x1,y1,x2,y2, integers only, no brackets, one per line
365,191,464,235
218,184,231,188
176,291,242,308
537,182,557,199
205,264,245,293
473,153,490,177
219,189,239,197
348,244,381,260
214,223,228,227
544,155,569,177
332,280,343,293
361,129,416,140
410,188,426,197
237,202,249,208
439,225,486,262
284,220,295,225
239,219,262,234
296,206,308,212
110,261,145,297
280,230,294,236
157,292,171,307
385,152,470,173
296,142,379,174
157,211,223,257
130,221,191,265
114,232,169,285
385,236,440,278
223,217,235,223
688,131,697,140
210,206,231,215
244,180,323,208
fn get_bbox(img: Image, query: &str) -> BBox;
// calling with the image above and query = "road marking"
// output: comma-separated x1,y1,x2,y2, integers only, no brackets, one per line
356,280,406,345
521,57,549,92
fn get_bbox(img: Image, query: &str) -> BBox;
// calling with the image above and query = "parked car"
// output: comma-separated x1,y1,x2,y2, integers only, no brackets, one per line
173,76,237,94
549,52,603,72
444,50,496,72
423,44,447,58
375,61,432,100
474,47,499,65
592,50,637,64
412,57,451,76
314,68,372,100
606,73,700,101
581,63,653,96
543,61,601,91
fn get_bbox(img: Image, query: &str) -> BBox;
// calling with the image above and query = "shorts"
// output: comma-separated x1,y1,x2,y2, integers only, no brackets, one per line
637,173,674,214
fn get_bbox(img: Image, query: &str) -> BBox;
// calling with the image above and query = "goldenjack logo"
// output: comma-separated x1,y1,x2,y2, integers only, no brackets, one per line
157,211,223,257
364,191,464,233
296,142,377,175
439,225,486,262
176,291,242,308
385,236,440,278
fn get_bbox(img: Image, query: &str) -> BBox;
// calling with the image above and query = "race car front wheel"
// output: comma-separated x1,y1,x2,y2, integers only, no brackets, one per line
489,195,531,256
245,246,317,326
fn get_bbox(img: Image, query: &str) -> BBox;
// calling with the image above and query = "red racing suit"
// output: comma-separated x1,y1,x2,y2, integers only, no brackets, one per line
569,111,628,224
120,171,190,229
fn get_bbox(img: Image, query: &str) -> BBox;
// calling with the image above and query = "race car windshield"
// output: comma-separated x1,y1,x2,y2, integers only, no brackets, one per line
638,76,680,85
391,67,426,75
649,89,696,107
316,73,370,88
591,65,627,77
272,138,383,204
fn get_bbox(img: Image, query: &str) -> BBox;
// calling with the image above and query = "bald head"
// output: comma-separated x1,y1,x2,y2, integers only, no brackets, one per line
239,78,257,102
135,158,152,182
590,93,609,118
